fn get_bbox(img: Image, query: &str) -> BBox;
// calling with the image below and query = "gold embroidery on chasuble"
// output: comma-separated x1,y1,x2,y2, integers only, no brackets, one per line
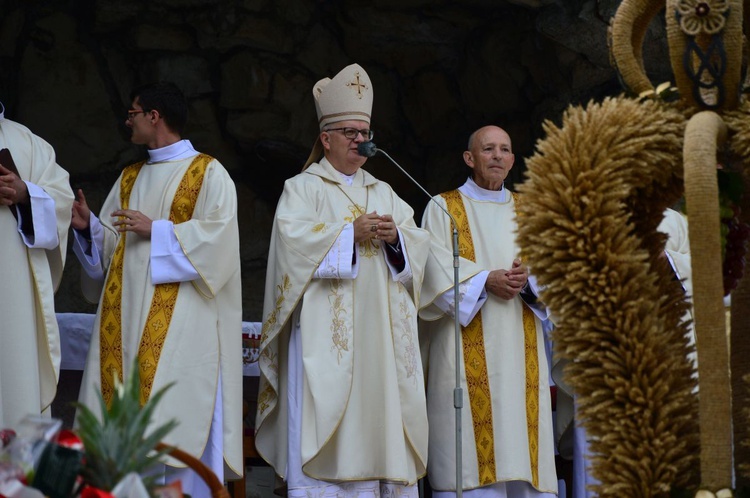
337,183,378,258
513,192,541,488
98,154,211,407
135,154,211,405
329,279,350,362
257,383,275,416
439,190,542,487
100,162,145,405
522,307,540,487
347,202,380,258
258,274,291,416
441,189,497,484
396,287,420,384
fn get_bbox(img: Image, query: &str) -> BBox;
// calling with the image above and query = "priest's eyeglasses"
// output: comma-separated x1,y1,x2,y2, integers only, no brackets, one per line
326,127,374,141
126,109,150,120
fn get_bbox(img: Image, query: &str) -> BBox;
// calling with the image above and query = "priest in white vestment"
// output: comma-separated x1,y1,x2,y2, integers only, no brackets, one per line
70,83,242,498
419,126,559,498
0,102,74,430
255,63,431,498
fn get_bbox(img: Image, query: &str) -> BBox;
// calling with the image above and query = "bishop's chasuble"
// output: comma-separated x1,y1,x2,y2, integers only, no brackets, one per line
77,154,243,478
0,116,74,429
255,158,431,486
419,183,558,495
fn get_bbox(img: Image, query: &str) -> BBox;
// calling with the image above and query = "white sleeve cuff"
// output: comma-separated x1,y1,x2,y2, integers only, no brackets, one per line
385,231,412,285
72,213,105,281
522,274,550,321
151,219,200,284
315,224,357,279
434,270,489,326
17,181,59,249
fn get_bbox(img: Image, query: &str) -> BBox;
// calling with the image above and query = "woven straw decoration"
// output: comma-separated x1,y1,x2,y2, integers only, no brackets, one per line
517,0,750,493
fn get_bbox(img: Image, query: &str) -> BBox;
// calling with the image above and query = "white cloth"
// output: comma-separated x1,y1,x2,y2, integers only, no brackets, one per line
255,158,432,492
419,178,558,495
0,112,74,429
74,144,243,496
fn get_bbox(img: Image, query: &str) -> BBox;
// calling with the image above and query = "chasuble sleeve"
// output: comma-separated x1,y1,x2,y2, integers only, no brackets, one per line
418,195,483,321
275,176,350,265
386,189,431,303
260,174,351,336
79,182,122,303
171,160,240,299
2,120,74,291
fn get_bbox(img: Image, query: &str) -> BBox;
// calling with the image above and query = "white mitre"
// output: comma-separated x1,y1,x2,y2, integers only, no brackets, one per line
313,63,373,130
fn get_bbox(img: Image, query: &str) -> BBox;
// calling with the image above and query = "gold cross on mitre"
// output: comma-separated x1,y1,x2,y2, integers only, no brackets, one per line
346,71,368,99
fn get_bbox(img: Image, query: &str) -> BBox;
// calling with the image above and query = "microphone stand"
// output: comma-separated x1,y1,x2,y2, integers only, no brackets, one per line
373,147,464,498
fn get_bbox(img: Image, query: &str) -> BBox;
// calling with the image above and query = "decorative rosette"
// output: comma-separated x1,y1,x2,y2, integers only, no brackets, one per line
676,0,730,36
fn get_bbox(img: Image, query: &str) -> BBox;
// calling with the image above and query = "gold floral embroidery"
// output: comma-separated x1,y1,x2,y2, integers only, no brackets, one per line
312,223,327,233
259,346,278,377
259,274,290,380
329,279,350,362
341,202,379,259
261,274,291,344
359,238,380,259
258,383,275,414
344,203,365,220
397,293,419,385
676,0,729,35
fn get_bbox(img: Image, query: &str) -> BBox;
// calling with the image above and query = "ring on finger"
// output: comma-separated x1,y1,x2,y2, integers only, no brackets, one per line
370,224,377,232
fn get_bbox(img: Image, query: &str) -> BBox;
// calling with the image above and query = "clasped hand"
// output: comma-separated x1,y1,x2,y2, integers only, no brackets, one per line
72,188,152,239
485,258,528,300
111,209,152,238
354,211,398,245
0,164,29,206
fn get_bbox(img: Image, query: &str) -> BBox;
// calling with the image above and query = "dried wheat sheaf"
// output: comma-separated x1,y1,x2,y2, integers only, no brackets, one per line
517,95,700,497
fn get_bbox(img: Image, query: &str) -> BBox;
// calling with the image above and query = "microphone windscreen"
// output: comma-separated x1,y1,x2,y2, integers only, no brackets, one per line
357,141,378,157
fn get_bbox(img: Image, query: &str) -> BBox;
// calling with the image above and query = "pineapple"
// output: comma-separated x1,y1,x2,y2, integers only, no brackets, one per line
74,363,178,494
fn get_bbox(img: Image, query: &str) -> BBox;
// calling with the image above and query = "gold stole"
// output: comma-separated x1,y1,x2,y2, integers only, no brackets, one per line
99,154,212,406
440,189,540,487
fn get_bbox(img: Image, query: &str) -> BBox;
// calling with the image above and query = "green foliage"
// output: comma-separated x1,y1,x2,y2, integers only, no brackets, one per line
74,363,178,493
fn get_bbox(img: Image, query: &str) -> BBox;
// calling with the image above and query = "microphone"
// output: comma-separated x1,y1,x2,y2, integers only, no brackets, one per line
357,142,452,221
357,140,465,497
357,141,378,158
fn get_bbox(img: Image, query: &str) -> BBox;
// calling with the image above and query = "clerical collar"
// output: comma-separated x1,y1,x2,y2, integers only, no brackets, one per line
338,171,356,186
147,139,197,164
459,177,508,202
0,102,5,121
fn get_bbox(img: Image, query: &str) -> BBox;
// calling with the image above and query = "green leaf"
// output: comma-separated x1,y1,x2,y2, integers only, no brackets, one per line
73,358,178,493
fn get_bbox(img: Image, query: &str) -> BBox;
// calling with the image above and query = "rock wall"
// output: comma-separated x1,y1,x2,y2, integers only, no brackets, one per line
0,0,670,320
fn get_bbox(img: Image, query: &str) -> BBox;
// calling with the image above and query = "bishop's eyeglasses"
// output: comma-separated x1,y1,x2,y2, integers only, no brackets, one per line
325,127,374,141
